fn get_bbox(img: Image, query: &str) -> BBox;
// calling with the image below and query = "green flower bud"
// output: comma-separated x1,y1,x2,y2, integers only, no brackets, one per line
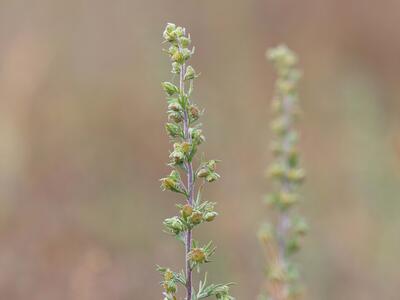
215,286,232,300
168,102,182,112
170,143,185,164
267,163,285,179
164,269,174,281
180,36,191,48
271,117,288,135
287,168,305,183
189,105,200,121
163,216,185,234
167,45,179,56
162,82,179,96
160,171,185,194
163,23,177,42
207,160,217,171
188,248,206,263
171,51,185,64
163,280,177,293
165,123,182,138
168,112,183,123
267,44,297,69
181,204,193,219
286,237,300,255
181,48,192,61
180,142,191,154
160,178,175,191
189,211,203,225
288,149,299,167
277,79,295,94
174,26,185,38
165,23,176,34
171,62,181,74
184,66,196,81
197,168,209,178
191,128,205,145
206,172,220,182
293,218,308,236
279,192,298,207
204,211,218,222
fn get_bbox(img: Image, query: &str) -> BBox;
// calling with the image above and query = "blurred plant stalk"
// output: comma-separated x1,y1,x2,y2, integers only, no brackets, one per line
258,45,307,300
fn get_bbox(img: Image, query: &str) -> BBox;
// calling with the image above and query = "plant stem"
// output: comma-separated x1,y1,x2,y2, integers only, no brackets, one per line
180,59,193,300
276,95,293,297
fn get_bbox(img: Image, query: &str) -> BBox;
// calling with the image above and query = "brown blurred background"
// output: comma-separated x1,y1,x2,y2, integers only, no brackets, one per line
0,0,400,299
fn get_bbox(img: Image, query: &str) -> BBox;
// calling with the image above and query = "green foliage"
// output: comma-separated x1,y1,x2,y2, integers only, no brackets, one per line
259,45,307,300
158,23,234,300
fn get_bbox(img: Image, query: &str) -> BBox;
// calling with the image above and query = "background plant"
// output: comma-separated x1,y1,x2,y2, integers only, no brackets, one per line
158,23,234,300
258,45,308,300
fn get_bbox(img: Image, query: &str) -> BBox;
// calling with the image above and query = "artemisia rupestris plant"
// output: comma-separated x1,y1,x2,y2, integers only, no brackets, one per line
157,23,234,300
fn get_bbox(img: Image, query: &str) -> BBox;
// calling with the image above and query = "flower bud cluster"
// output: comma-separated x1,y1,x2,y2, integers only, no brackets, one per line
259,45,307,300
160,170,187,196
163,201,219,237
159,23,233,300
196,160,220,182
158,267,187,300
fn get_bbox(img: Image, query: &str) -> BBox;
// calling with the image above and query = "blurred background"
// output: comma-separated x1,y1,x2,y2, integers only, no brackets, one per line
0,0,400,299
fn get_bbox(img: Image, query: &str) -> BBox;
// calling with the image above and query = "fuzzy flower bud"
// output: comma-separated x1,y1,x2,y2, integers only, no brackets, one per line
171,51,185,64
163,281,177,293
160,170,185,194
164,269,174,281
287,168,306,183
184,66,196,81
267,163,285,179
191,128,205,145
279,192,298,207
171,62,180,74
168,112,183,123
180,204,193,219
180,36,191,47
164,216,186,234
271,117,289,135
162,82,179,96
168,102,182,112
163,23,177,42
267,44,298,70
189,211,203,225
204,211,218,222
170,143,185,164
188,248,206,263
197,168,208,178
165,123,182,138
206,173,220,182
293,218,308,236
189,105,200,121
